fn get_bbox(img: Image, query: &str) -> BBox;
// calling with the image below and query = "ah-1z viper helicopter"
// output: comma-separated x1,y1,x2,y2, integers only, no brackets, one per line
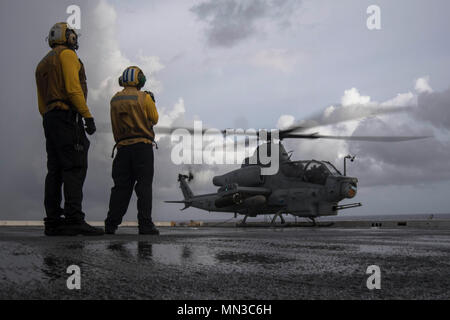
165,105,429,225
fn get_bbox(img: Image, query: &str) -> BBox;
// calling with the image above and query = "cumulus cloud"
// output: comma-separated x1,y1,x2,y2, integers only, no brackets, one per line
157,98,187,129
381,92,416,107
277,114,295,129
81,0,246,221
191,0,302,47
276,78,450,187
84,1,165,108
350,84,450,186
341,88,372,107
415,76,433,94
287,88,405,134
136,50,165,94
57,0,207,221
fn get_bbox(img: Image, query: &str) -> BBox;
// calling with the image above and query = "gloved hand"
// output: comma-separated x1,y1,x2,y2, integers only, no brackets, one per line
84,117,96,135
145,91,156,103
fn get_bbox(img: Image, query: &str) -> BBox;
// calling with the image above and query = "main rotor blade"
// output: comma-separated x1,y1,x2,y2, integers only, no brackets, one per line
95,123,218,135
284,133,432,142
154,126,216,135
280,104,415,135
95,104,418,141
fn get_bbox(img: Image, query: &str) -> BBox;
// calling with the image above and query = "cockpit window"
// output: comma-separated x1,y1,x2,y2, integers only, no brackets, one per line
304,161,328,185
280,161,305,178
323,162,342,176
281,160,341,183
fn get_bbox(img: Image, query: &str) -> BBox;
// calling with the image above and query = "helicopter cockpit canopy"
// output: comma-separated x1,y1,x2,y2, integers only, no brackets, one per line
281,160,341,185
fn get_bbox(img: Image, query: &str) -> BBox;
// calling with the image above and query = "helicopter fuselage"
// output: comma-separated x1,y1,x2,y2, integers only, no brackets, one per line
170,158,359,219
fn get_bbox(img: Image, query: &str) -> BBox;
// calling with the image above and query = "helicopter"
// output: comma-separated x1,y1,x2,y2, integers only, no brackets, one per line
164,104,430,225
166,143,361,225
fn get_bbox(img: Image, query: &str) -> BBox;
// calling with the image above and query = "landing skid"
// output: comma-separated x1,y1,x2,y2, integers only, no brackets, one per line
237,214,253,227
235,214,334,228
237,211,287,227
271,211,286,226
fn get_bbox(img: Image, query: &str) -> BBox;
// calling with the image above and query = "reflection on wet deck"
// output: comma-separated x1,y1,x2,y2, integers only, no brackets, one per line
1,227,450,299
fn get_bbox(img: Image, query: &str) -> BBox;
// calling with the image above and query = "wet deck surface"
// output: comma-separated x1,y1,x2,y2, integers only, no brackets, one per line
0,227,449,299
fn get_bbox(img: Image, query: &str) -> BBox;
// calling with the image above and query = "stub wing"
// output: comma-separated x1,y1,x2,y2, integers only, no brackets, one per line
218,185,272,197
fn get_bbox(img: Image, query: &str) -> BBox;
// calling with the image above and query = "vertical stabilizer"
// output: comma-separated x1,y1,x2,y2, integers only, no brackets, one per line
178,174,194,200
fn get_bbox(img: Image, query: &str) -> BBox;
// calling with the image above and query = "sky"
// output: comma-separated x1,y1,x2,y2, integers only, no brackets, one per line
0,0,450,222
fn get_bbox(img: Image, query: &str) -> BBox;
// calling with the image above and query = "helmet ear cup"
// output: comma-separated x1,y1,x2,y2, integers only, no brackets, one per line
66,29,78,50
66,30,79,50
137,72,146,89
118,76,124,87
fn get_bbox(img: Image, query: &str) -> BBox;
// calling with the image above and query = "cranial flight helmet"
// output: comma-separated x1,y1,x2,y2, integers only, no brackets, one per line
119,66,146,89
47,22,79,50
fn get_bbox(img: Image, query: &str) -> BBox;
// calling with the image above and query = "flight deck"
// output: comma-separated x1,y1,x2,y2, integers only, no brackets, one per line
0,225,449,299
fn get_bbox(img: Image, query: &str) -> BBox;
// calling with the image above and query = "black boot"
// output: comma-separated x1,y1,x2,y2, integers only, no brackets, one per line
44,224,65,236
105,224,117,235
64,221,104,236
44,219,61,236
44,217,78,236
139,224,159,235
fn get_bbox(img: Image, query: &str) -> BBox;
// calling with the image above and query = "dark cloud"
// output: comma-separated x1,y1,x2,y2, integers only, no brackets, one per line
191,0,301,47
348,117,450,186
346,87,450,187
415,88,450,130
279,86,450,189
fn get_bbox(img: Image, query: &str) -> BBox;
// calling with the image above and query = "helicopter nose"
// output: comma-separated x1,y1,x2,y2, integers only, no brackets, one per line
341,180,358,199
347,184,357,198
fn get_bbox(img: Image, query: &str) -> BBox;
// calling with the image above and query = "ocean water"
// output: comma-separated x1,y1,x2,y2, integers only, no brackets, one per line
318,213,450,221
178,213,450,223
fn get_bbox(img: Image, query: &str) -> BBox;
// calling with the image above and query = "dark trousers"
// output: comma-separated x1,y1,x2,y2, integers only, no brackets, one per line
43,110,89,224
106,143,154,228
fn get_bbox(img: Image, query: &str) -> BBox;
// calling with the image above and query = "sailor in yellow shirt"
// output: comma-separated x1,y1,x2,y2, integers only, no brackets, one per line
35,22,103,236
105,66,160,235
